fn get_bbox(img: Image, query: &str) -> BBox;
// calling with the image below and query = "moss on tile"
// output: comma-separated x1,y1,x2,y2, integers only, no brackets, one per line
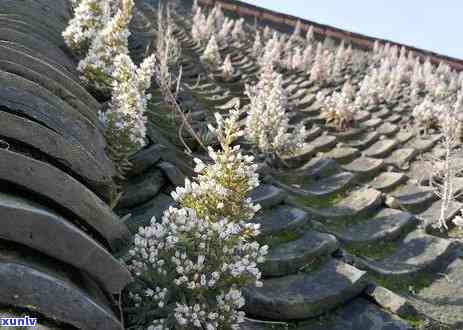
299,255,331,274
259,230,302,247
287,191,349,209
272,173,314,186
368,273,433,296
344,240,399,261
401,315,426,329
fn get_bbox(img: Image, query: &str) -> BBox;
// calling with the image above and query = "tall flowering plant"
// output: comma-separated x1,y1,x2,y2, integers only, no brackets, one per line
245,63,306,159
430,111,462,230
78,0,133,92
220,55,234,81
191,7,209,43
100,53,156,173
310,43,333,86
127,110,268,329
319,81,356,131
200,35,221,67
217,18,235,45
63,0,112,53
250,30,263,58
155,3,181,94
259,33,282,68
412,97,444,135
354,71,386,110
231,18,245,44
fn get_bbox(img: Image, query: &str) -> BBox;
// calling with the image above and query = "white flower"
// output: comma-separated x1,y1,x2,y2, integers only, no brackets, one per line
217,18,234,44
221,55,234,81
231,18,245,43
127,112,266,329
77,0,133,91
412,97,443,132
259,33,282,68
63,0,114,52
453,216,463,228
201,34,221,67
319,82,356,131
245,63,306,157
354,70,387,110
310,42,333,85
251,30,263,58
100,53,156,166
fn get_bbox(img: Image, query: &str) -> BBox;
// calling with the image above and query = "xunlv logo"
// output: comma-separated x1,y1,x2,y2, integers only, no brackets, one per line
0,316,37,327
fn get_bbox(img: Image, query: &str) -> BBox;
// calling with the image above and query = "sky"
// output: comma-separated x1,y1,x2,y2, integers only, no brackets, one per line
241,1,462,59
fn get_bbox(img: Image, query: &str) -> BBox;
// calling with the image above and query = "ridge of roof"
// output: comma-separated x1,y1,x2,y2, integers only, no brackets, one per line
198,0,463,71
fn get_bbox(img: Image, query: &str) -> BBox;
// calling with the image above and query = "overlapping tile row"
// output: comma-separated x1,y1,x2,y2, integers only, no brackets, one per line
0,1,134,328
130,1,463,328
198,0,463,72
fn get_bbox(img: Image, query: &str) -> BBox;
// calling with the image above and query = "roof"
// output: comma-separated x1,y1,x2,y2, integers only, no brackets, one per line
198,0,463,71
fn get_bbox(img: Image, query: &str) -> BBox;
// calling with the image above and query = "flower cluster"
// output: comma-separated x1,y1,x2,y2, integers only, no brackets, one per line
256,21,317,73
319,81,356,130
77,0,133,92
412,98,444,134
217,18,235,44
62,0,112,53
127,110,267,329
191,7,209,42
175,110,261,222
192,4,227,46
193,2,463,234
245,63,307,158
220,55,234,81
100,53,156,171
231,18,245,43
253,21,364,79
331,41,353,79
310,42,334,86
372,42,463,109
201,35,221,67
283,46,304,71
251,30,263,58
258,32,283,68
65,0,160,170
423,109,463,230
354,71,387,110
288,20,303,44
156,3,181,93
